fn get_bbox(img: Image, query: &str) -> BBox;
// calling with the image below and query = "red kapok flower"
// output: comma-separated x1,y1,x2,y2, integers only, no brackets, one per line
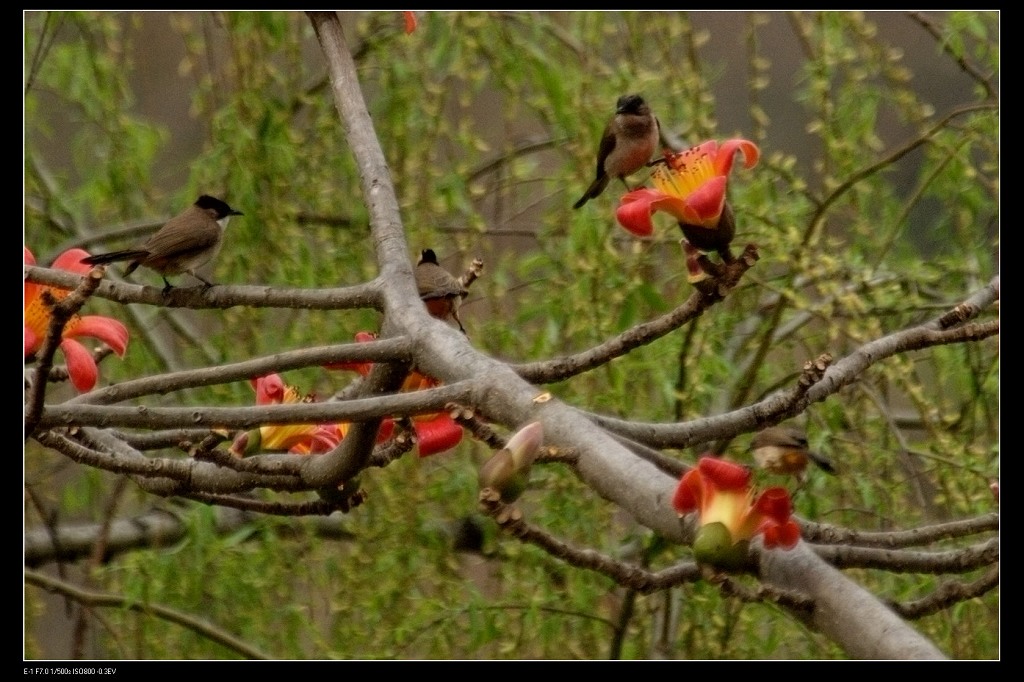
252,372,289,405
673,455,800,569
616,139,759,264
231,373,400,457
231,374,344,456
329,332,464,457
25,247,130,392
408,413,463,457
617,139,759,237
324,331,379,374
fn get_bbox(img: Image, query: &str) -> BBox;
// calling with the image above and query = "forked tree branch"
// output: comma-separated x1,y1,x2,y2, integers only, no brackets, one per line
24,12,995,661
302,12,950,659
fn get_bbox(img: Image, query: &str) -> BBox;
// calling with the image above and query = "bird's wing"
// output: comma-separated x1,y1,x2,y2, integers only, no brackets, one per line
145,214,220,258
752,426,807,450
417,263,466,299
594,124,618,178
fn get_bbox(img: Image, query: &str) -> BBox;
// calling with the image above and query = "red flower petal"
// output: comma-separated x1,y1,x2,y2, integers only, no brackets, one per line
61,338,99,392
681,176,727,227
69,315,129,357
760,519,801,549
714,139,760,176
25,247,41,304
753,486,794,523
293,424,343,454
253,374,286,405
697,456,751,491
403,10,418,34
376,417,395,443
414,414,463,457
53,248,95,275
672,468,704,514
615,189,662,237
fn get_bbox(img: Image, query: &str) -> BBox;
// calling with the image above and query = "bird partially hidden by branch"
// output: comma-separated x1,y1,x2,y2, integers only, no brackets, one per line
416,248,469,334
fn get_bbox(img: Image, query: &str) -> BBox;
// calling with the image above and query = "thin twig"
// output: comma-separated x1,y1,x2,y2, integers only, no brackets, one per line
888,566,999,619
515,246,760,384
479,489,701,593
907,12,996,100
811,537,997,573
25,266,105,438
800,513,998,548
25,569,272,660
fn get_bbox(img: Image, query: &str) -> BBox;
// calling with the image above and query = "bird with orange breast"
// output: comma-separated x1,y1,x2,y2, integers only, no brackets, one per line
415,249,469,334
573,94,660,209
750,425,837,484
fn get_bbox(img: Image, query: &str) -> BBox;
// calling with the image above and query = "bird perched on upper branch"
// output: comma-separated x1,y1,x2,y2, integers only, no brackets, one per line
81,194,243,294
573,94,660,209
750,425,837,483
415,248,469,334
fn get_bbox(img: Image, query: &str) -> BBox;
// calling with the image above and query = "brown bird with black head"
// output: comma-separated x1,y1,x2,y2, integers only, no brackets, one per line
573,94,660,209
415,249,469,334
81,194,243,294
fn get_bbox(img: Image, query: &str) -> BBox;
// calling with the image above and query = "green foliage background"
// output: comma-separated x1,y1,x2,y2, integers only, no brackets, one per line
24,11,998,659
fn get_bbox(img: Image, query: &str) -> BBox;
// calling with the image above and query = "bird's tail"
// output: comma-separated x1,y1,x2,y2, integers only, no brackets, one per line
573,174,610,209
81,250,149,266
808,449,838,475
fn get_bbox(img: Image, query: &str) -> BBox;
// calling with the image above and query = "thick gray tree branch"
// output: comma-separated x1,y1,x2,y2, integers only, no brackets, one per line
302,12,950,659
24,505,358,567
65,336,414,406
24,265,384,311
38,380,475,430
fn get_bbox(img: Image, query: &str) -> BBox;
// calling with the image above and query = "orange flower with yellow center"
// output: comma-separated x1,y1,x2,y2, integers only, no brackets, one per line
230,374,345,457
616,139,759,270
673,455,800,570
328,332,463,457
25,247,129,392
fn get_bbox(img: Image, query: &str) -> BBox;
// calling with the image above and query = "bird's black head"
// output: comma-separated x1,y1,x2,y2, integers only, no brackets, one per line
195,195,243,218
419,248,439,265
616,94,648,115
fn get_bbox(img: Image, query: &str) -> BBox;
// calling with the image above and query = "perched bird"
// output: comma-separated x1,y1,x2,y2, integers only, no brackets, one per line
573,94,660,209
81,195,243,294
750,425,837,482
415,248,468,333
